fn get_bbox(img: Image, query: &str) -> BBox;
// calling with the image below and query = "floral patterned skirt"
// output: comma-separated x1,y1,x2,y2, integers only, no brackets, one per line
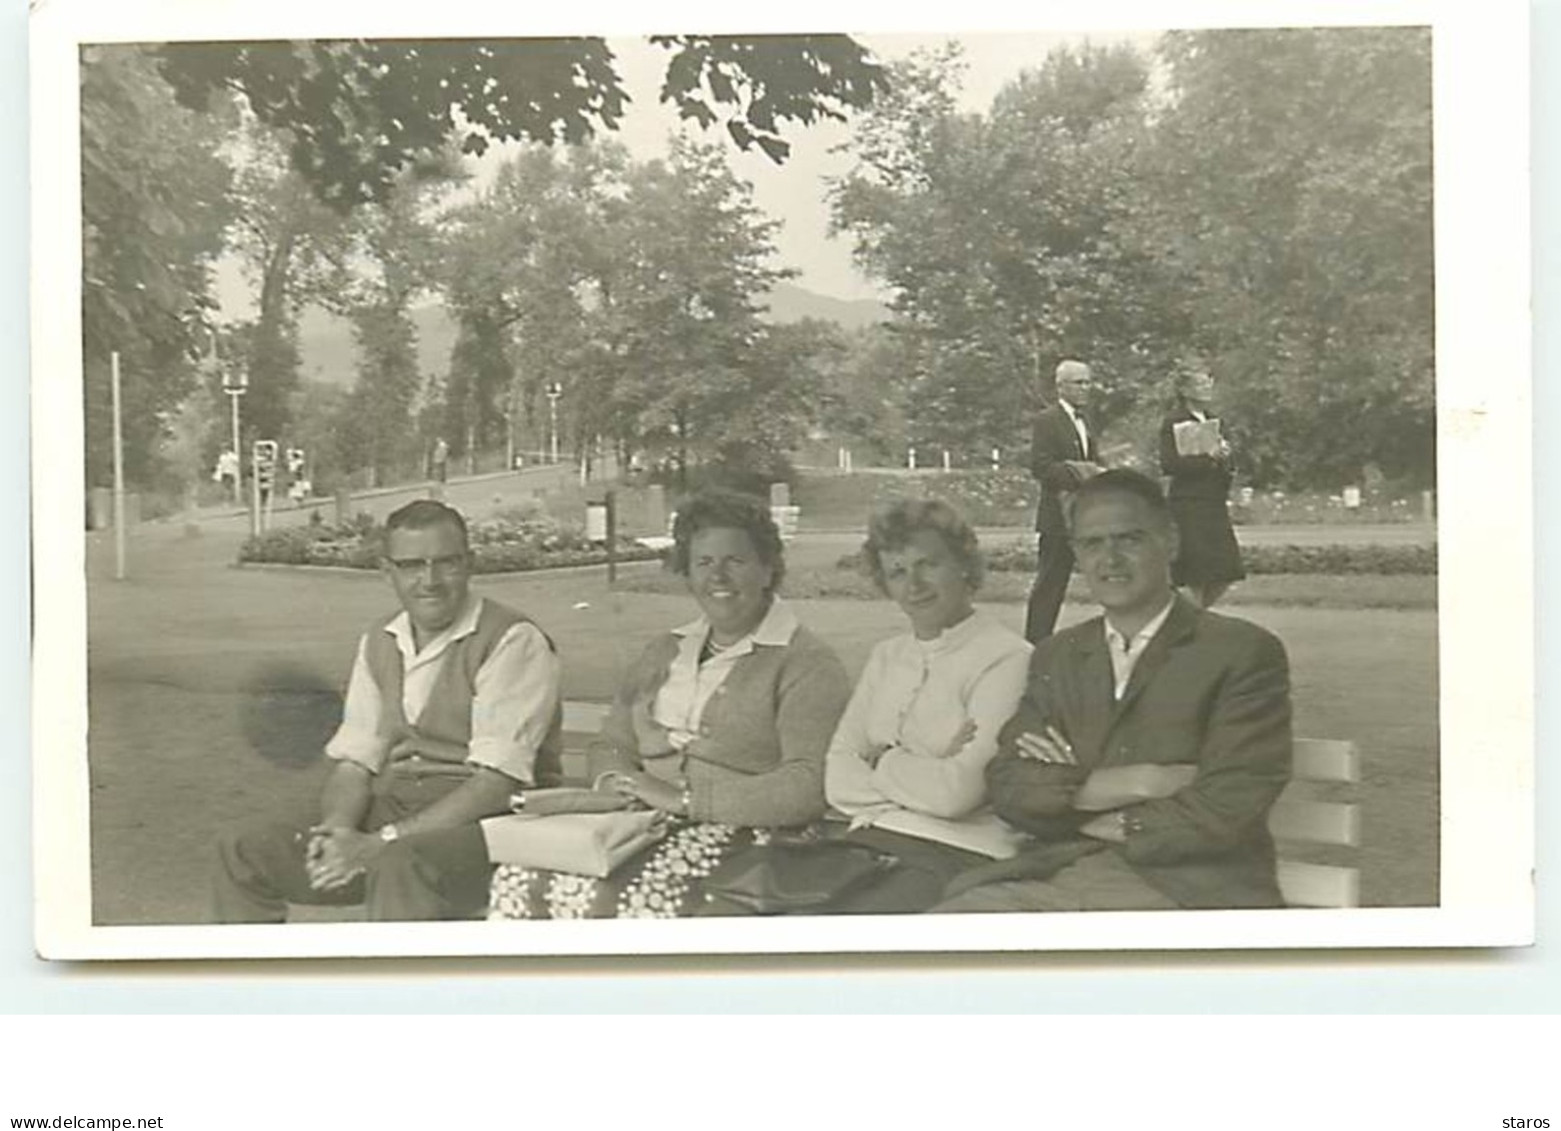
488,821,776,919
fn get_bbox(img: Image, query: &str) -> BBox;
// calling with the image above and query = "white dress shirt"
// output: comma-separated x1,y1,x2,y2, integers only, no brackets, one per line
1103,597,1177,700
325,595,562,784
1059,398,1091,457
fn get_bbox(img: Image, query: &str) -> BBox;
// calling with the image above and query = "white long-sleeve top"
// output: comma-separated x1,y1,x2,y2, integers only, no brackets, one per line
826,611,1032,858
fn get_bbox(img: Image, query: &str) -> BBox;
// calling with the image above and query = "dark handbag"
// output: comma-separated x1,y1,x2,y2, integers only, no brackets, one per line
701,838,899,915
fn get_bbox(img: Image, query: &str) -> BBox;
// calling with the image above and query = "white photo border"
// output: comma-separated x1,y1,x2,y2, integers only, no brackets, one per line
30,0,1535,960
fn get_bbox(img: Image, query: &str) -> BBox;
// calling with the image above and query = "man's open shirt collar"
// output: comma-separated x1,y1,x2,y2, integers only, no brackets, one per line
383,593,483,665
1103,595,1177,654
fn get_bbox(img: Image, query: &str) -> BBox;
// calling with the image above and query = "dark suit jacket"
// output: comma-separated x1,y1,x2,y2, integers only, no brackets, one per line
983,597,1293,908
1031,402,1099,533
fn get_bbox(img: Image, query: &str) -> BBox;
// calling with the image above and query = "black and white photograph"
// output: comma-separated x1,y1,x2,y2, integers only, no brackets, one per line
30,0,1533,960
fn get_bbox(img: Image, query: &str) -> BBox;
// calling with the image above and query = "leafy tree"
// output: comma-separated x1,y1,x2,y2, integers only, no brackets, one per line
284,377,352,492
703,319,842,483
154,36,886,211
829,43,1166,459
442,311,513,466
80,44,235,488
815,324,916,464
334,305,422,487
222,122,358,443
1142,27,1435,487
604,137,795,485
436,144,624,465
323,156,465,484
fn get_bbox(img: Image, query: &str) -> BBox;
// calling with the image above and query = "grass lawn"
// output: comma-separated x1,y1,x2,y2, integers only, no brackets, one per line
82,525,1438,925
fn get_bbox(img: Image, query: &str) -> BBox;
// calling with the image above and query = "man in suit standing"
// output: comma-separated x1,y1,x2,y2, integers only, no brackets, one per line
935,469,1292,912
1025,359,1102,643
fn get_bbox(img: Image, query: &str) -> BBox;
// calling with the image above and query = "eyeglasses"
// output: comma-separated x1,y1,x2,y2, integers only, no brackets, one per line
387,554,468,577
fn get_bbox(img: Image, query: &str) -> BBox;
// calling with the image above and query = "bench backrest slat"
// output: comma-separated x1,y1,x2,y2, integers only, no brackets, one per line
1291,738,1361,784
1269,797,1360,848
1275,738,1361,909
1276,860,1360,910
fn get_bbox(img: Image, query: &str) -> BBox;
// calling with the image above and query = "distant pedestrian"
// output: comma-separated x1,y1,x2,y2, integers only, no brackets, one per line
1025,359,1102,644
431,436,449,484
1159,367,1245,608
213,449,239,491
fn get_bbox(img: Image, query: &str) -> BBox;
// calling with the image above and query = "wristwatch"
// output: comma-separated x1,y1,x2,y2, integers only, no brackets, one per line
378,823,401,843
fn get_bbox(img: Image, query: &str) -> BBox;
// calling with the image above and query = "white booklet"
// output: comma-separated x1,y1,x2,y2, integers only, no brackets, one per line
1172,418,1223,457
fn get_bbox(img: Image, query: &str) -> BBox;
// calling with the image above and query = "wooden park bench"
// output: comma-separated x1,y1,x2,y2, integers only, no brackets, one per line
290,703,1360,918
552,701,1364,909
1271,738,1363,908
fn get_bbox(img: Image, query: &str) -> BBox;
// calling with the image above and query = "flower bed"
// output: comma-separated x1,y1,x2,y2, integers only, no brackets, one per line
793,470,1433,530
238,505,663,574
988,541,1436,576
839,541,1437,577
795,469,1036,528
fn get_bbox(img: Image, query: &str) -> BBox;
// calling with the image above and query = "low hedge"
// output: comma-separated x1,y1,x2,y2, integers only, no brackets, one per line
840,541,1438,577
238,510,662,574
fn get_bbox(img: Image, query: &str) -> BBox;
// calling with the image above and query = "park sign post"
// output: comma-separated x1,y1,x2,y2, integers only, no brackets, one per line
251,440,278,535
110,350,125,580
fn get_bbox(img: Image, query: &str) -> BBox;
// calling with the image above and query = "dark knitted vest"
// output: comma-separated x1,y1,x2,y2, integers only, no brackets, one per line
362,598,563,787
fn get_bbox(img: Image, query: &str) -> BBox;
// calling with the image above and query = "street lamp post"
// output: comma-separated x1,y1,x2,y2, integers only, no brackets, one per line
222,366,249,505
545,381,563,465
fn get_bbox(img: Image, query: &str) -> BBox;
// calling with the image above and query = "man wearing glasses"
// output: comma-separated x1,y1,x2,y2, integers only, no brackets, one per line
936,470,1292,913
212,500,563,921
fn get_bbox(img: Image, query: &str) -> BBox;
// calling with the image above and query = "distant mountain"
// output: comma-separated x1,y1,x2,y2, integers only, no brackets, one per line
297,282,890,387
760,281,889,331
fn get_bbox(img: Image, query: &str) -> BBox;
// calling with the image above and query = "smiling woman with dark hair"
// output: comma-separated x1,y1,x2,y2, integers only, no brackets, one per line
487,488,851,919
821,498,1032,914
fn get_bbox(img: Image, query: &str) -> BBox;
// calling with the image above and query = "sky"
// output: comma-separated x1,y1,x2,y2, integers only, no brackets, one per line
216,29,1162,316
582,30,1162,301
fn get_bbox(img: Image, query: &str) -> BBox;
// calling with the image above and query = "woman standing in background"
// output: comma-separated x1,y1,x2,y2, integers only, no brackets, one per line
1159,368,1245,608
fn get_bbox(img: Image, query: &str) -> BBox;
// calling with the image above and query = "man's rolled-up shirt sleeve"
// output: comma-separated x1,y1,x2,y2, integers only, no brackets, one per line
466,621,563,785
324,636,391,773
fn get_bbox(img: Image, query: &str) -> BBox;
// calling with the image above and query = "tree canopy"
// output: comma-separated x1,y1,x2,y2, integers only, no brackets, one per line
155,36,887,211
82,29,1435,502
81,44,235,488
829,29,1435,487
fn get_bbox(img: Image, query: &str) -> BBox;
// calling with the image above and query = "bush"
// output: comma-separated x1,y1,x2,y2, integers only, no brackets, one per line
850,541,1438,577
239,509,661,574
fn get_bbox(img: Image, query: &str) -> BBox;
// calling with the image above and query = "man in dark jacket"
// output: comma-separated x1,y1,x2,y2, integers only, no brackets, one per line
936,470,1292,912
1025,359,1102,643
